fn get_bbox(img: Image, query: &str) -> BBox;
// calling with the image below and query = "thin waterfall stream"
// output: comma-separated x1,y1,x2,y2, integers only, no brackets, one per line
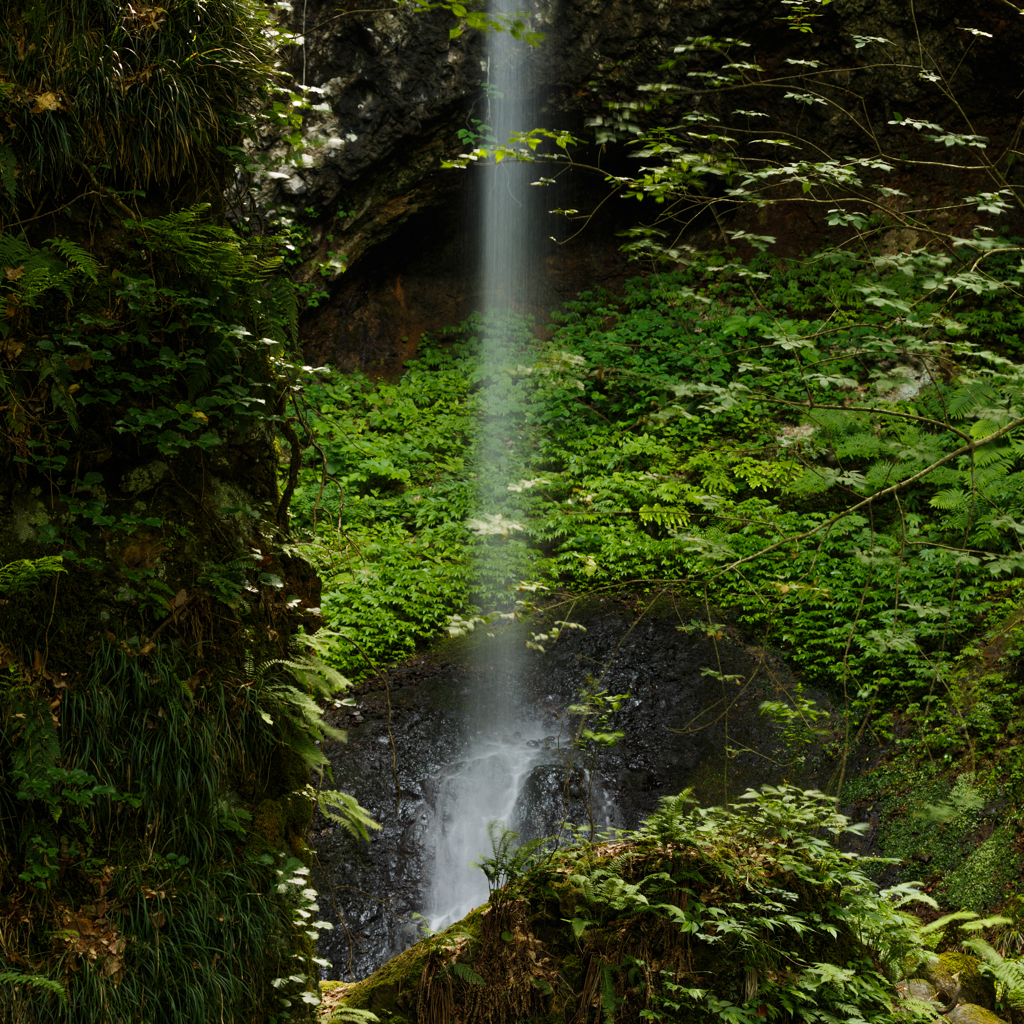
423,0,546,931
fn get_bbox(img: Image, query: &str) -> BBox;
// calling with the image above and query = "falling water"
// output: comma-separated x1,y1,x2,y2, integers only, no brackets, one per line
480,0,536,315
423,0,544,929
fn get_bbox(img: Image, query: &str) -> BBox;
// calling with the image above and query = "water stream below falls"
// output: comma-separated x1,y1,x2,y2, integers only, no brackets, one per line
312,606,843,981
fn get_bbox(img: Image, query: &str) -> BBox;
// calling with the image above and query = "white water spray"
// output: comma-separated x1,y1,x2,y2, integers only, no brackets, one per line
424,1,543,929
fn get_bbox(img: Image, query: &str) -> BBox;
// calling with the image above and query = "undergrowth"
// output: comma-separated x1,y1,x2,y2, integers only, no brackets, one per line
0,636,348,1021
333,786,943,1024
289,243,1024,757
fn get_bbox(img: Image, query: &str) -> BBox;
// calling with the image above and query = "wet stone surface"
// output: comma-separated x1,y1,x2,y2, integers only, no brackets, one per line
312,603,839,980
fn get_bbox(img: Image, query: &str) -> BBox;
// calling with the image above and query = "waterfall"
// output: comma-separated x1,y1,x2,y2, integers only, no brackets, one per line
423,0,543,930
480,0,535,315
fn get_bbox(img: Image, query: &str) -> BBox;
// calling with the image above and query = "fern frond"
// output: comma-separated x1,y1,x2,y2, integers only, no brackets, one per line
451,963,487,986
17,264,74,305
0,232,31,270
0,970,67,1003
948,384,998,419
264,274,298,344
0,556,65,596
313,788,381,842
46,236,100,282
130,205,280,284
929,488,967,511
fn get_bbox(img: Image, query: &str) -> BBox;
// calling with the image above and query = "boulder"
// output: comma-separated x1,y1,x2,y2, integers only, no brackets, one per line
896,978,940,1003
916,953,996,1012
946,1005,1007,1024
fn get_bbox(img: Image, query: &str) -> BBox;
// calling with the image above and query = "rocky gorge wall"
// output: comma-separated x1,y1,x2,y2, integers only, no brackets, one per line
256,0,1024,373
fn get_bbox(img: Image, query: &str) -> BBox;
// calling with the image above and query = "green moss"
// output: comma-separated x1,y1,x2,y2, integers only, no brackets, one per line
916,952,996,1009
333,908,485,1022
941,825,1020,913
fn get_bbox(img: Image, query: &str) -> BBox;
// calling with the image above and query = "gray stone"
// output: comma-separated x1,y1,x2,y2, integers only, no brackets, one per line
946,1005,1007,1024
121,461,169,495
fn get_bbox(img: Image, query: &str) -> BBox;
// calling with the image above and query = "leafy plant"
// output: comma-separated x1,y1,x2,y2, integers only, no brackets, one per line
0,557,64,596
473,821,547,898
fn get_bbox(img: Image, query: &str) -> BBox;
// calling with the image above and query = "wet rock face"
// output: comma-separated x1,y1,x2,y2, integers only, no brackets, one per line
270,0,1024,372
312,605,839,981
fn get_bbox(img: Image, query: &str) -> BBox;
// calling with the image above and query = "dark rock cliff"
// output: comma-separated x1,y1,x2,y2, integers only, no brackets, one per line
259,0,1024,370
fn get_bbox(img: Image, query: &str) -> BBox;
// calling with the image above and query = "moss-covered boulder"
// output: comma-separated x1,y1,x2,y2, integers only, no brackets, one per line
896,978,941,1005
917,953,996,1011
946,1005,1007,1024
328,787,924,1024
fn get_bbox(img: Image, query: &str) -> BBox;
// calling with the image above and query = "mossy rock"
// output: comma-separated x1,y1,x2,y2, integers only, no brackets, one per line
946,1005,1007,1024
328,797,894,1024
330,908,485,1022
941,826,1021,913
917,953,996,1010
896,978,939,1003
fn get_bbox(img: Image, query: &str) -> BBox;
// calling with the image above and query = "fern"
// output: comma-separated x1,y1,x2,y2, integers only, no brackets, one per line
0,969,67,1003
46,236,100,282
450,963,487,986
947,383,998,419
17,263,74,305
600,961,617,1024
130,205,283,284
330,1009,380,1024
264,273,299,344
255,631,351,773
473,821,547,895
0,232,31,270
314,788,381,841
0,556,65,596
930,487,968,510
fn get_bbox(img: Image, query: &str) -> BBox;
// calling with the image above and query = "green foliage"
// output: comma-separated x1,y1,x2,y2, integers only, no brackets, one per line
290,244,1024,733
314,789,382,842
566,786,927,1024
0,969,66,1005
338,786,942,1024
942,826,1021,914
759,683,830,768
271,858,337,1014
0,556,64,597
0,0,277,204
473,821,547,897
256,630,352,774
255,630,380,847
0,642,305,1021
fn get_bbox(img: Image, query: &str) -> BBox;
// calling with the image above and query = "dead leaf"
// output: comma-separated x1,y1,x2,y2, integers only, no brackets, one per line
30,92,61,114
4,266,24,281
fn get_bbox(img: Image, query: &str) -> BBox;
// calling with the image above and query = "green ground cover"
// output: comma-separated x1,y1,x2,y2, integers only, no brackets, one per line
289,244,1024,738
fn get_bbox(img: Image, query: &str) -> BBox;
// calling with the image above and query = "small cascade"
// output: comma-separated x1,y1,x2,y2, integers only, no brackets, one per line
426,731,549,929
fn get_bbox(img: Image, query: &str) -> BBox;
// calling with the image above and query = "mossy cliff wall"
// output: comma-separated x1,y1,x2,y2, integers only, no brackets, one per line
0,1,327,1018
